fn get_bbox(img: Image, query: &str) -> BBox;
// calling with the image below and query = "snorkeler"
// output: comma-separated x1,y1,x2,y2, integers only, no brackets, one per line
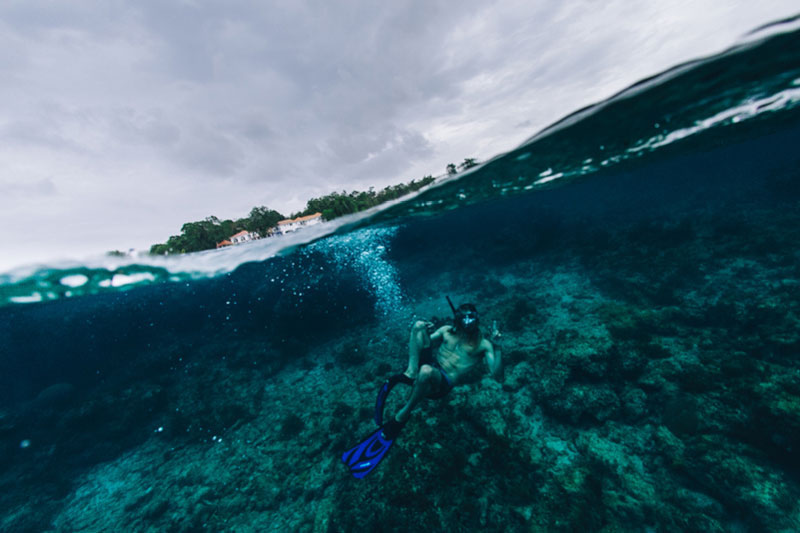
342,297,502,478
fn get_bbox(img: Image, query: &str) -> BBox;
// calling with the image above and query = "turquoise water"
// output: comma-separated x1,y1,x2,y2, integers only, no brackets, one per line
1,17,800,532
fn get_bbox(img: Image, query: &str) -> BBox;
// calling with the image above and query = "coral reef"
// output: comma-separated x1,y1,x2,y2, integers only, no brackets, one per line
1,147,799,531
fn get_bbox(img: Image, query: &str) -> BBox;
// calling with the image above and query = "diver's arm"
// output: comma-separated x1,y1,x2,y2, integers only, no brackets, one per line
430,325,450,342
484,340,503,383
410,322,447,351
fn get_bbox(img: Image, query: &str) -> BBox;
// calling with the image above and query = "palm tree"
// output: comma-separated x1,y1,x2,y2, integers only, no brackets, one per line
459,158,478,171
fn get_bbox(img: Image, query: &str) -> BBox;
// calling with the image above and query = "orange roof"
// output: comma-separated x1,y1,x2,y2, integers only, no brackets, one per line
277,212,322,225
297,212,322,222
230,230,250,238
216,240,232,248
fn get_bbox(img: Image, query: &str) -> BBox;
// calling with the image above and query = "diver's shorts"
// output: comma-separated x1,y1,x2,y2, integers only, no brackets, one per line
420,346,454,399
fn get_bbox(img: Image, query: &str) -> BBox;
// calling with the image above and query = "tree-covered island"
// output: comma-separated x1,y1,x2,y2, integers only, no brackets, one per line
152,172,456,255
149,158,479,255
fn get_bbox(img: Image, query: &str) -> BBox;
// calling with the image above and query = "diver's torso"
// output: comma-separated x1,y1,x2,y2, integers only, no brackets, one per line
436,327,484,384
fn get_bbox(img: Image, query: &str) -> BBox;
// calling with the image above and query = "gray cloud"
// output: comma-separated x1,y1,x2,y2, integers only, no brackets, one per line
0,177,57,198
0,0,797,270
109,108,181,148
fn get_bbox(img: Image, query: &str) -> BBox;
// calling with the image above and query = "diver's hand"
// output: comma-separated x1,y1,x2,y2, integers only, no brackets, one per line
491,320,502,339
413,320,434,331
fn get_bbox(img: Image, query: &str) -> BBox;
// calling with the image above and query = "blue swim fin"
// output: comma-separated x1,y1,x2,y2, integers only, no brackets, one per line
341,419,405,478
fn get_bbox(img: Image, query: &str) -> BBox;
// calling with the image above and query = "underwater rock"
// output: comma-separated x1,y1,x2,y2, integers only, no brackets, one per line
563,344,608,381
669,487,727,532
0,430,11,471
28,383,75,411
661,392,702,436
687,438,800,530
717,350,762,379
278,414,305,440
653,425,688,472
0,409,13,435
692,395,750,437
750,376,800,458
529,363,570,403
576,432,658,524
463,379,512,439
537,461,604,531
615,345,650,379
672,361,719,394
336,341,367,367
547,383,620,424
620,387,648,420
501,295,546,332
502,360,534,392
637,359,679,391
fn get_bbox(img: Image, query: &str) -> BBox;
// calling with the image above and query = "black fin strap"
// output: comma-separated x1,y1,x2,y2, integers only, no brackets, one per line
374,373,414,426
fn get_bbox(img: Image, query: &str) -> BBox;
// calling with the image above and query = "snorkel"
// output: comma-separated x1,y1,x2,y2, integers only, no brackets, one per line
447,296,480,337
446,295,457,315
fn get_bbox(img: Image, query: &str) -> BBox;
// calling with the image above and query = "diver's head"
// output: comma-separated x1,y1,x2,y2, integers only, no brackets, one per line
453,303,479,335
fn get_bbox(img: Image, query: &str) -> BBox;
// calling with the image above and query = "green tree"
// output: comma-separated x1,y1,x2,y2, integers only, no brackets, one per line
459,158,478,171
446,163,457,175
245,206,285,237
297,176,436,223
149,174,438,254
179,220,214,252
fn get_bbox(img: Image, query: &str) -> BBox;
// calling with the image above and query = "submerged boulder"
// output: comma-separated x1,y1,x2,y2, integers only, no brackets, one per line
547,383,621,424
28,383,76,411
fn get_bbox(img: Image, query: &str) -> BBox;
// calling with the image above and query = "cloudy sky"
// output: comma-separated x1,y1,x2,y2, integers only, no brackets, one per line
1,1,797,270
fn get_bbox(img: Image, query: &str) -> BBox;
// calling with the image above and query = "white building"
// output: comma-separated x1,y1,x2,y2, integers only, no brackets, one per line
276,212,323,235
229,230,260,244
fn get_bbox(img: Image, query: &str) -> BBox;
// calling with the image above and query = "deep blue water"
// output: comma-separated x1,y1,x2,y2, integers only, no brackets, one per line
1,17,800,532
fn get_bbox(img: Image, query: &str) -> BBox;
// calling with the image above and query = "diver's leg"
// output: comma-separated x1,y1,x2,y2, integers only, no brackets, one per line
395,364,441,423
405,321,430,379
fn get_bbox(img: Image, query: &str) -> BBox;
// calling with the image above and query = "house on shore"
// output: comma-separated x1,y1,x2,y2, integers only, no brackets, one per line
276,212,323,235
216,214,323,249
216,230,260,249
230,230,260,244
